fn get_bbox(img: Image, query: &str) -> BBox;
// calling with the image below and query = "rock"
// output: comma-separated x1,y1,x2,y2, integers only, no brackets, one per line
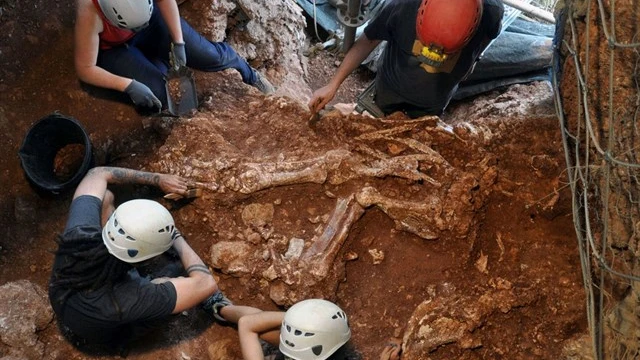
402,288,522,358
262,265,278,281
283,238,304,260
207,338,239,360
210,241,253,275
241,203,274,229
368,248,384,264
561,334,595,360
182,0,310,102
0,280,54,359
343,251,358,261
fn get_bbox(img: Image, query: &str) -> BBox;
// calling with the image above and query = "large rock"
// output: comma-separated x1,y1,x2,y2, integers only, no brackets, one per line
0,280,54,359
180,0,311,103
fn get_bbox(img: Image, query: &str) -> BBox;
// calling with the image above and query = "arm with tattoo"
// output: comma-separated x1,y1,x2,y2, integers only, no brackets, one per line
168,232,218,314
72,166,188,200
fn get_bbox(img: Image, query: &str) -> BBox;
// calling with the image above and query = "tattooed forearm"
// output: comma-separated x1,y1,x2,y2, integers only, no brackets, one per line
107,167,160,186
185,264,211,275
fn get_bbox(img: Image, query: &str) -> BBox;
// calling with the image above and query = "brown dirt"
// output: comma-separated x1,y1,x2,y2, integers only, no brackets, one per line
0,1,588,360
304,48,375,109
54,144,86,182
167,77,185,108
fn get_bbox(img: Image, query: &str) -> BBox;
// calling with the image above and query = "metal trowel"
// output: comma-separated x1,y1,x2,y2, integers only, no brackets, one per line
164,48,198,117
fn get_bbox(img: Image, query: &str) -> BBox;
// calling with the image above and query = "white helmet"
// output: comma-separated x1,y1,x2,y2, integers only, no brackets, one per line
102,199,177,263
97,0,153,31
279,299,351,360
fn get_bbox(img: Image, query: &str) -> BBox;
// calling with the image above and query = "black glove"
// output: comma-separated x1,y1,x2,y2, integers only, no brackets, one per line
170,42,187,70
124,80,162,110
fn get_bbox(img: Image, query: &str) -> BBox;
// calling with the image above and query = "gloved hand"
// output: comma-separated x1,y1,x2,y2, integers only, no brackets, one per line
124,80,162,110
170,42,187,70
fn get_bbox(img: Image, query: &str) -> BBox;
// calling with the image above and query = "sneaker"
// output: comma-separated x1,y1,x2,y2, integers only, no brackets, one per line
201,290,233,322
252,71,276,95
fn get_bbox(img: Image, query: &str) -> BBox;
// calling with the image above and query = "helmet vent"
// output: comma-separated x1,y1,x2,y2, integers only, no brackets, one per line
111,8,127,28
286,325,291,332
159,225,175,233
294,330,302,336
118,229,125,235
332,311,347,319
304,332,314,337
284,340,295,347
127,249,139,258
312,345,323,356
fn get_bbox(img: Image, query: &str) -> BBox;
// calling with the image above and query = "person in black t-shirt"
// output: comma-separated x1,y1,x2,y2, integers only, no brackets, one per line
49,166,219,354
308,0,504,118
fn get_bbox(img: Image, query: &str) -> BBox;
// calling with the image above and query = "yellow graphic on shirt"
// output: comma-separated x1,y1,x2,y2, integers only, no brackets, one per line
412,40,461,74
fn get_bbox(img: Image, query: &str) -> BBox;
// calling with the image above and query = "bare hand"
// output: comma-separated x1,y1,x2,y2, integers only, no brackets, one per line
308,84,338,114
158,174,189,195
379,338,402,360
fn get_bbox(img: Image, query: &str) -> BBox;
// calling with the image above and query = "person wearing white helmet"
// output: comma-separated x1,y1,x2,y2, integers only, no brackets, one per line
208,298,402,360
48,166,222,355
74,0,275,113
308,0,504,118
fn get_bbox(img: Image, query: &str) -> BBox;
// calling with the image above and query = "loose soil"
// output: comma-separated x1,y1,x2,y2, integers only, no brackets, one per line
0,1,588,360
54,144,86,182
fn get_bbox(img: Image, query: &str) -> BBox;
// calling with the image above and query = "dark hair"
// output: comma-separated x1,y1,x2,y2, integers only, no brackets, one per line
328,342,361,360
50,233,131,314
272,341,362,360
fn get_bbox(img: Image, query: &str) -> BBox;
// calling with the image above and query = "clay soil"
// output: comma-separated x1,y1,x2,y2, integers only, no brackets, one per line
0,1,587,360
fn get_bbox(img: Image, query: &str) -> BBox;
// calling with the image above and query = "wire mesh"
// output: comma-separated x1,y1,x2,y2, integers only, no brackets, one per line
553,0,640,358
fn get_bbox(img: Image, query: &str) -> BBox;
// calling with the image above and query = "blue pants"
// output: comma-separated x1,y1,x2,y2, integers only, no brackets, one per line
97,7,256,107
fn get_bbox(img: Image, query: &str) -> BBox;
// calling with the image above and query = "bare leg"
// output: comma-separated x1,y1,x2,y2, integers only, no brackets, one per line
101,189,115,227
220,305,282,346
219,304,263,324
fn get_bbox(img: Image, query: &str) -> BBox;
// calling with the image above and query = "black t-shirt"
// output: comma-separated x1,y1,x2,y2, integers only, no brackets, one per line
49,195,177,345
364,0,504,116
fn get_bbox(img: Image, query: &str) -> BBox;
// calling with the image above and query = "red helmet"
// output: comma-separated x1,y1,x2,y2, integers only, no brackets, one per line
416,0,483,67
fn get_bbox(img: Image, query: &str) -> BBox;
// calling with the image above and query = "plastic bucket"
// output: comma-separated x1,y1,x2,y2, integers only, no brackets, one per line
18,113,93,195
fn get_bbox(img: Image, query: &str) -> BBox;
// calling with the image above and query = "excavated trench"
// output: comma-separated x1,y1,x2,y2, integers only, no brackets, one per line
0,0,593,359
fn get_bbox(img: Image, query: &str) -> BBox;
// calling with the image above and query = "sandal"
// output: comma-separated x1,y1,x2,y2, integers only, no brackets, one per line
201,290,233,323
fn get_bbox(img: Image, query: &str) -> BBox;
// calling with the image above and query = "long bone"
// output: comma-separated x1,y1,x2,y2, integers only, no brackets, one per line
234,163,327,194
356,186,443,240
227,149,445,194
267,195,365,287
300,195,365,279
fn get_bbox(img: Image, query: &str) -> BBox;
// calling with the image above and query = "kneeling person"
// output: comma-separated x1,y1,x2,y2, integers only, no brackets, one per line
48,166,218,354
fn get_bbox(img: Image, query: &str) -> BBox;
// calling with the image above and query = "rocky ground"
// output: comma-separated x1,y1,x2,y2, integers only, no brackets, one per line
0,0,592,359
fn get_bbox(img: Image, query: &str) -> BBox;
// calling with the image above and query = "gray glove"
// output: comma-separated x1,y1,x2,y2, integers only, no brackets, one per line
170,42,187,70
124,80,162,110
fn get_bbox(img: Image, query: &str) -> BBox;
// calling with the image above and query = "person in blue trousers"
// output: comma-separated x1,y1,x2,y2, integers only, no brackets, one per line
74,0,275,112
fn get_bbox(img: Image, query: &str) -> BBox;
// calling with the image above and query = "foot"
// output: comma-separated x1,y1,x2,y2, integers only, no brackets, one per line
252,70,276,95
201,290,233,322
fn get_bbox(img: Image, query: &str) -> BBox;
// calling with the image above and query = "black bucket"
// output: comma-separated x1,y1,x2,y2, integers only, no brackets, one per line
18,113,93,195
